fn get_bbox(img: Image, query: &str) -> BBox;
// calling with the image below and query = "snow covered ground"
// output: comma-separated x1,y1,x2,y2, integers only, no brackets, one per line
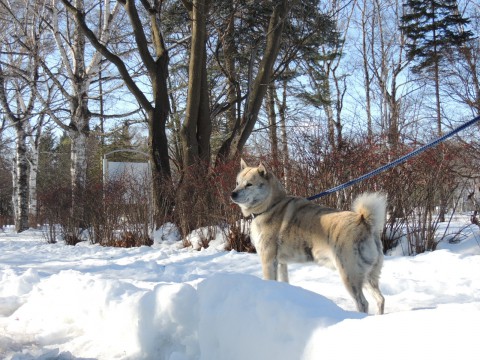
1,218,480,360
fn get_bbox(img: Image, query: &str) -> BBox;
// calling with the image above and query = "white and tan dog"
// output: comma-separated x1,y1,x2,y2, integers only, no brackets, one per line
231,159,386,314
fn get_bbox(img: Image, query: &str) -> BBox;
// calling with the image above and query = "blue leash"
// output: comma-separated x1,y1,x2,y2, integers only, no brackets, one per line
307,115,480,201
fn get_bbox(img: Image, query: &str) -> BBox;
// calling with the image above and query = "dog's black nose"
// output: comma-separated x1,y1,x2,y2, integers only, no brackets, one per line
231,191,238,200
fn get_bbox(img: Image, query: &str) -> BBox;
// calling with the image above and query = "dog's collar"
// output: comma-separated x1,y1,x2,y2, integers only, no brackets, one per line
250,199,282,219
250,207,268,219
251,212,264,219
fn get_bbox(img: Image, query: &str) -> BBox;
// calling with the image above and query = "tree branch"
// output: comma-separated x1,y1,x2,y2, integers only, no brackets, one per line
60,0,154,112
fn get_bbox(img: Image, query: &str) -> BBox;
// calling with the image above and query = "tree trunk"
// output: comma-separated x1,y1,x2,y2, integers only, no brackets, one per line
360,0,373,138
149,50,172,226
28,148,39,226
177,0,212,235
387,93,400,148
267,83,279,168
181,0,211,168
216,0,289,163
323,84,336,149
69,125,89,225
149,99,172,226
276,79,289,188
434,59,442,136
223,0,238,133
13,124,29,232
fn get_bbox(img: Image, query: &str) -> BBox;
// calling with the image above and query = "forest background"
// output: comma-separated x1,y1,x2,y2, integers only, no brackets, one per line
1,0,479,255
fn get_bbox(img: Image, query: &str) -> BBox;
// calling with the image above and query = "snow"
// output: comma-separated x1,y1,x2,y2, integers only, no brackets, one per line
1,219,480,360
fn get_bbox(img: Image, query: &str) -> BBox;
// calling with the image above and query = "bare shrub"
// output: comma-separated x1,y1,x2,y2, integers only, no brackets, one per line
84,178,124,245
39,184,85,245
104,231,153,248
38,168,153,248
224,221,256,253
85,171,153,247
185,226,218,250
171,159,256,251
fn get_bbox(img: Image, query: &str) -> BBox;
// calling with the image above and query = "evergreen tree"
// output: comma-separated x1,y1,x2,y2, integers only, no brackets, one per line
104,123,146,163
38,130,71,195
401,0,473,134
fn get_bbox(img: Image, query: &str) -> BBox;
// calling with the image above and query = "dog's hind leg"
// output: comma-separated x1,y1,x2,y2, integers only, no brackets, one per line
365,278,384,315
365,264,385,315
338,268,369,313
277,263,289,283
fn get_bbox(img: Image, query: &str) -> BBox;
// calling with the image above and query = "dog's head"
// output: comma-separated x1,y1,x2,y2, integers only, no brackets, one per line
231,159,272,216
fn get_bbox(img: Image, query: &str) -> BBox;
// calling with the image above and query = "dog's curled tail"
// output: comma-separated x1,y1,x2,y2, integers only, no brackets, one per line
352,193,387,233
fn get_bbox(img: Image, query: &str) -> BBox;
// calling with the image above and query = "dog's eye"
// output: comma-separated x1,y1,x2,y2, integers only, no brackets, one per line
246,183,253,187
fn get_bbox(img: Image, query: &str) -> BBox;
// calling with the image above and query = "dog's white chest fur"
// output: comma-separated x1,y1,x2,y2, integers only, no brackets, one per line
250,219,262,250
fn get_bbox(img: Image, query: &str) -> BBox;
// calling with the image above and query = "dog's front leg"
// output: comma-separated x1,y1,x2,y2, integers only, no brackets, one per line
277,263,289,283
260,243,278,280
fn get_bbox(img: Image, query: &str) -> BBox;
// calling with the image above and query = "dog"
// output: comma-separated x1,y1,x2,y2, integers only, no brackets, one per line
231,159,386,314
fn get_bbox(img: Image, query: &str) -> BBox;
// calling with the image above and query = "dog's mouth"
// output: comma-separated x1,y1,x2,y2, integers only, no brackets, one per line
231,190,253,206
231,191,265,209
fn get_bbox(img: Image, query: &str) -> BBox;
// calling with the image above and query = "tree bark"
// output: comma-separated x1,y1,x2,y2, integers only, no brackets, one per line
359,0,373,138
276,79,289,188
181,0,211,168
267,83,279,167
223,0,238,133
0,54,38,232
13,124,30,232
69,125,89,223
28,146,39,225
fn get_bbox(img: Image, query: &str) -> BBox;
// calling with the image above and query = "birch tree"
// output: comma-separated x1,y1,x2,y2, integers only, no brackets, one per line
27,111,49,224
294,0,351,150
369,0,410,147
61,0,174,225
40,0,120,224
0,0,44,232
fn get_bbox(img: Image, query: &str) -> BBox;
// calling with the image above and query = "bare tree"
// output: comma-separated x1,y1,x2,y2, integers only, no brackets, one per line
0,0,45,232
357,0,374,137
444,0,480,114
216,0,290,163
27,109,50,225
369,0,410,148
61,0,174,225
296,0,353,150
37,0,122,225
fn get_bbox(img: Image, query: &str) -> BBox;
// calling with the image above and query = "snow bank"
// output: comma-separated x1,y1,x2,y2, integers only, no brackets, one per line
197,274,364,360
1,222,480,359
305,302,480,360
1,270,362,360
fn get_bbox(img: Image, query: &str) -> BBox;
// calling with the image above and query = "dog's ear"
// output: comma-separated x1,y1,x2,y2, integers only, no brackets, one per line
258,163,268,178
240,158,248,170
